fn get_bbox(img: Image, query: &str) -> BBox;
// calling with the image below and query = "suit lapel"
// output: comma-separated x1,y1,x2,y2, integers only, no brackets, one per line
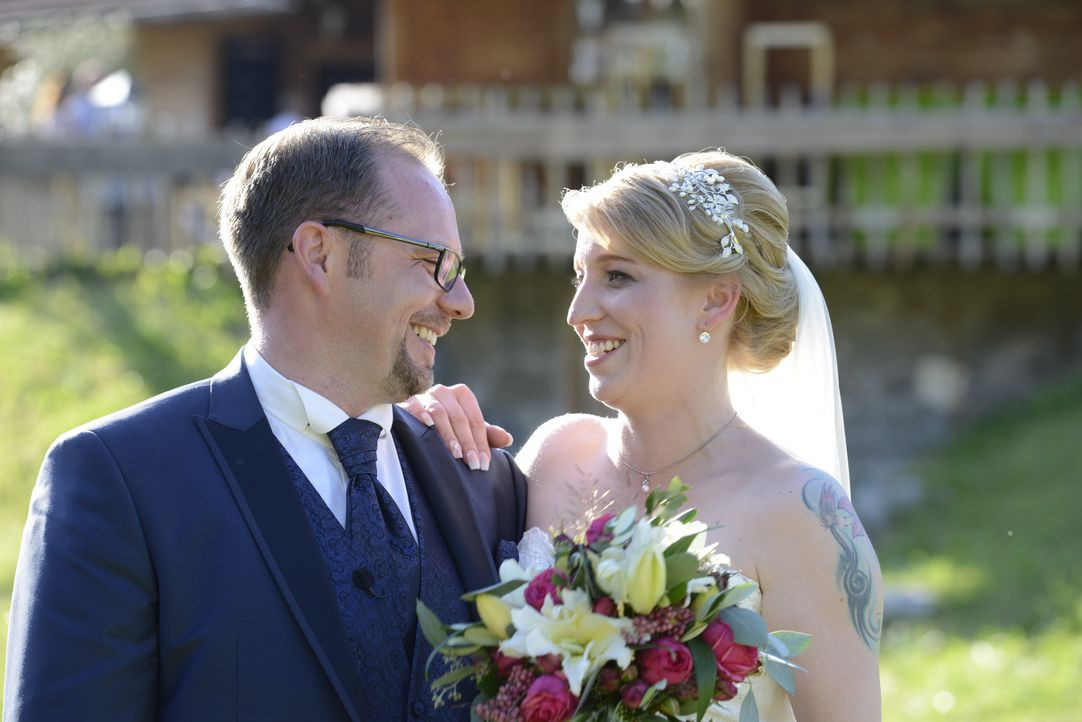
392,409,498,595
198,351,365,721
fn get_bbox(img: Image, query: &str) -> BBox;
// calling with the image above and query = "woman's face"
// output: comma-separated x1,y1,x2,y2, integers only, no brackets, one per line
567,230,711,411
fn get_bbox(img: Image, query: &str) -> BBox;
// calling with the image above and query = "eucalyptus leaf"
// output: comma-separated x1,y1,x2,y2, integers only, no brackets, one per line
416,599,449,648
739,688,759,722
716,582,757,609
718,607,769,648
460,578,526,602
771,630,812,657
764,656,797,694
688,638,718,722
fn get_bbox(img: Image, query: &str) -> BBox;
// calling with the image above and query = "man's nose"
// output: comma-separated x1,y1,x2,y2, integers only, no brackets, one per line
440,278,474,320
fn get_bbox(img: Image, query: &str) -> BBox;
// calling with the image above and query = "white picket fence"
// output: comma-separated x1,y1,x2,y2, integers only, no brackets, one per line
1,78,1080,271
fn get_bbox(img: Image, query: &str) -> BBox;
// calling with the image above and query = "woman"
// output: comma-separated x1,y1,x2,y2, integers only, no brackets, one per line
407,151,882,720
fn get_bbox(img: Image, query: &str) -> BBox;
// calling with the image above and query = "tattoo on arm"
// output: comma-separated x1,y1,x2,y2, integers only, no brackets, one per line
802,476,883,651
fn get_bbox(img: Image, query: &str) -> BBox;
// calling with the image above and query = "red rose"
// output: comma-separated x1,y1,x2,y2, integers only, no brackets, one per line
620,680,649,709
535,653,562,674
592,596,617,617
638,637,694,686
714,676,738,701
521,674,577,722
585,514,615,545
596,665,622,694
493,650,520,678
525,568,566,610
701,620,760,682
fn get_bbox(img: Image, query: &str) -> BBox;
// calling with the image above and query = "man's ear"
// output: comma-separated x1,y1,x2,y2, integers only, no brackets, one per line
287,221,334,296
700,276,742,332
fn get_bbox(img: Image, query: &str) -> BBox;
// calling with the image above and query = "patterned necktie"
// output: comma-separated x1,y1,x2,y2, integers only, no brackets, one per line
327,418,418,607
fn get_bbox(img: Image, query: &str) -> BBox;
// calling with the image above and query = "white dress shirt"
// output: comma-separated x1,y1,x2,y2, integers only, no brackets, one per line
243,343,416,539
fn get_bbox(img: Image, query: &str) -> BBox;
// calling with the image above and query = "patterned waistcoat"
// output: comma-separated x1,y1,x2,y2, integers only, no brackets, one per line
278,437,472,721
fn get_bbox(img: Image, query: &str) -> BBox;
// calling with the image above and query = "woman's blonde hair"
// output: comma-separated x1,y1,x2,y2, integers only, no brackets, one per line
561,150,798,373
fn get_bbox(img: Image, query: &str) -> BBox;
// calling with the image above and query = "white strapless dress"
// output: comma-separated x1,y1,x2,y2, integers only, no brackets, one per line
515,530,795,721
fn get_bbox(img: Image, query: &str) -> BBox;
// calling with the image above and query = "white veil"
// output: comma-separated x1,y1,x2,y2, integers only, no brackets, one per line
728,247,851,495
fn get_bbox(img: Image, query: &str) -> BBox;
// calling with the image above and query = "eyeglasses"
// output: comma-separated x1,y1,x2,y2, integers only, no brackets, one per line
289,218,466,292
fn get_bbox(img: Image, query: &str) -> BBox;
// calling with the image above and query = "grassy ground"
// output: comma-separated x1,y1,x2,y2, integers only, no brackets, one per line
0,254,1079,718
878,377,1082,720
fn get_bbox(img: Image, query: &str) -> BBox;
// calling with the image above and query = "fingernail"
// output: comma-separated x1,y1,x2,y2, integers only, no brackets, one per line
466,450,480,471
421,413,434,426
480,453,490,472
449,440,462,459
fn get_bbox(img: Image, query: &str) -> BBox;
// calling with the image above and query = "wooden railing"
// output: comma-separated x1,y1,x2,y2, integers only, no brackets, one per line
2,78,1080,271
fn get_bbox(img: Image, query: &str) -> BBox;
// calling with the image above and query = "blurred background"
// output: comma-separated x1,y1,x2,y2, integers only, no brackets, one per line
0,0,1079,718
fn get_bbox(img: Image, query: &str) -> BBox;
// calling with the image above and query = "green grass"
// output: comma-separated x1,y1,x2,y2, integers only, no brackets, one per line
878,376,1082,720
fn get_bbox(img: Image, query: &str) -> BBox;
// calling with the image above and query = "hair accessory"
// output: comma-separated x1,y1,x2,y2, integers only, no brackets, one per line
668,165,748,257
699,330,711,344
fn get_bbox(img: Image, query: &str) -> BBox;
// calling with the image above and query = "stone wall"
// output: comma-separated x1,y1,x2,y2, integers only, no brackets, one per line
435,263,1082,526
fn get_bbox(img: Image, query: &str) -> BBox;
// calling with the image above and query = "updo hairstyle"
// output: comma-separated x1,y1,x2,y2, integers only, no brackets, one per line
560,150,798,373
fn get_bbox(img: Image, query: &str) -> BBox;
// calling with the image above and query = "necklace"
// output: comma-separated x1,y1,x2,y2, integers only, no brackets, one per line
617,411,739,493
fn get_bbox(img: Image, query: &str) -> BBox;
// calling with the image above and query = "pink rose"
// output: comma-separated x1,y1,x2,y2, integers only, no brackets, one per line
585,514,615,545
638,637,693,686
701,620,760,682
620,680,649,709
521,674,577,722
525,568,566,610
592,596,617,617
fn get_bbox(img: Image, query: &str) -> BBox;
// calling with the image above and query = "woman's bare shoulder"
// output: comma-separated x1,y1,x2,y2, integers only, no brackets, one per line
516,413,611,479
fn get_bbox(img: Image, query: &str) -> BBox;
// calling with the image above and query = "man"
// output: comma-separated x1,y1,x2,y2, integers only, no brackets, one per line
5,117,528,721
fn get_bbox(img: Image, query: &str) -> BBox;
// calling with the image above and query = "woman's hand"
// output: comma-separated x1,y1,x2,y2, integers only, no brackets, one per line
398,384,513,471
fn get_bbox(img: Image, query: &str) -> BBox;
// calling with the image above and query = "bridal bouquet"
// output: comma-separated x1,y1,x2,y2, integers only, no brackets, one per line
418,480,809,721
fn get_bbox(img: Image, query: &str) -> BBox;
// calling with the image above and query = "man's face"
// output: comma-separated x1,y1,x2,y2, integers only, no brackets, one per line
329,155,474,404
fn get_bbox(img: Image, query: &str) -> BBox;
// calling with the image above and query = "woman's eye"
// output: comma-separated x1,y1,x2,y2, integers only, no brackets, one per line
607,270,631,282
570,274,583,288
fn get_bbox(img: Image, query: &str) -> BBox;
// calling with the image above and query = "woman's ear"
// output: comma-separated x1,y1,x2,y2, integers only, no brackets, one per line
286,221,334,296
700,276,742,333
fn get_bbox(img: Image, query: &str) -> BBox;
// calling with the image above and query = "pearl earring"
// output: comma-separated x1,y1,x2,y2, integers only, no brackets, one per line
699,330,711,344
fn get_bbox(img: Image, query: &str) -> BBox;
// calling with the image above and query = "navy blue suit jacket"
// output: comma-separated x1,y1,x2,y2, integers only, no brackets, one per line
4,350,528,721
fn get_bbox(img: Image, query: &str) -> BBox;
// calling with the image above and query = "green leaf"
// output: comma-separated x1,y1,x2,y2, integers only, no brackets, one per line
764,656,797,694
663,532,700,557
640,679,668,708
716,582,757,610
770,630,812,658
665,552,701,590
688,638,718,721
416,599,449,648
674,508,698,524
460,578,526,602
739,687,759,722
432,662,484,689
462,625,500,646
718,607,769,648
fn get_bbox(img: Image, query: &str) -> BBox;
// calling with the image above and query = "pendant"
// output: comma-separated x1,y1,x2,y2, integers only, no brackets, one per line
641,477,651,493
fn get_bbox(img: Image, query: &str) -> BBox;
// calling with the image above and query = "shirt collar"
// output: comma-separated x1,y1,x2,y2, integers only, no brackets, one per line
243,343,394,443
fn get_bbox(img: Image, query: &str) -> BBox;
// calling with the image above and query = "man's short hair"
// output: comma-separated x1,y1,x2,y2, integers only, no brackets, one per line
218,116,445,311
